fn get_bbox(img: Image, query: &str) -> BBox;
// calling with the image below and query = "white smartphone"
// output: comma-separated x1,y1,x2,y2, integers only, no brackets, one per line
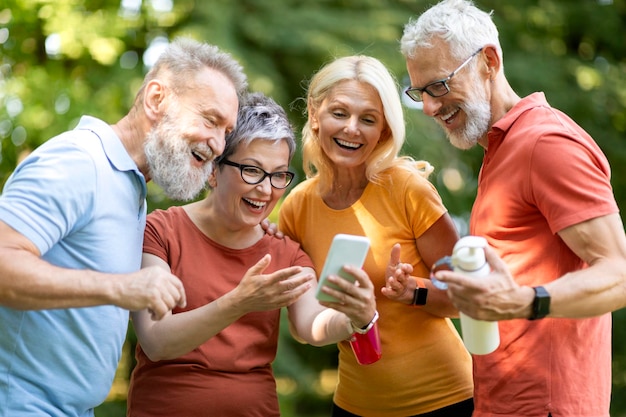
315,234,371,302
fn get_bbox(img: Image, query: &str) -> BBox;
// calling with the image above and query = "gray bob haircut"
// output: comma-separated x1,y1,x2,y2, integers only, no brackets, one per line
400,0,501,61
216,92,296,163
136,37,248,101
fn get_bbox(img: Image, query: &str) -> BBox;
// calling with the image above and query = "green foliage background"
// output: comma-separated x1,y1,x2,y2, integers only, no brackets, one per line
1,0,625,415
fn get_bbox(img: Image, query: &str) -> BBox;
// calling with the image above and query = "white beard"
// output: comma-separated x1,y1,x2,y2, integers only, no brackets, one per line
444,76,492,150
144,105,214,201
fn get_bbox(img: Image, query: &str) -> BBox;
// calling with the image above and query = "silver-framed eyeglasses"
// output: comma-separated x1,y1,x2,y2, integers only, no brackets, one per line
221,159,295,189
405,47,484,103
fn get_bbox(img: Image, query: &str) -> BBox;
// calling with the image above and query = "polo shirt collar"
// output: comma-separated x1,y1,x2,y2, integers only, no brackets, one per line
488,92,549,151
75,115,145,179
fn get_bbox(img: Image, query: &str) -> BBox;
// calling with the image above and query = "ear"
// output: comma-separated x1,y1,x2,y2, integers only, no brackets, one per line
380,123,392,143
308,98,320,131
481,45,501,80
309,113,319,131
143,80,167,122
207,166,218,188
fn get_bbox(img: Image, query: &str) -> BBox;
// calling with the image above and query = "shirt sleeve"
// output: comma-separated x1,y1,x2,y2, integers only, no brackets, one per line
0,140,96,254
402,172,447,238
285,236,315,269
278,186,303,243
143,209,171,262
528,132,617,234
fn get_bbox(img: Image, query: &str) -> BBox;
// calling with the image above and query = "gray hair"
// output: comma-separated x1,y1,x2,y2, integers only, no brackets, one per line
136,37,248,101
400,0,501,62
216,92,296,163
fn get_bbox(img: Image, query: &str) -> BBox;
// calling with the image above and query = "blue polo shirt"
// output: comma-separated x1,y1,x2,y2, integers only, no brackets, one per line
0,116,147,417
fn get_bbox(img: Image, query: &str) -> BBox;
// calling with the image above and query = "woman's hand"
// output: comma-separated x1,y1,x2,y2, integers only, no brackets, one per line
317,265,377,329
381,243,415,304
229,254,313,313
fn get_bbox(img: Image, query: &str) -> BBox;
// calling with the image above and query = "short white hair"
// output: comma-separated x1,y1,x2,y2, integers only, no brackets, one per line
401,0,502,61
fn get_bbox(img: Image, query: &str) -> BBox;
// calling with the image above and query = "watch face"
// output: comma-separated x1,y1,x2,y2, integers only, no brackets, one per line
531,286,551,320
412,287,428,306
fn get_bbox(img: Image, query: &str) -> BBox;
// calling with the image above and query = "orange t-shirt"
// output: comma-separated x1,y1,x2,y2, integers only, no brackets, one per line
279,166,474,417
471,93,617,417
126,206,314,417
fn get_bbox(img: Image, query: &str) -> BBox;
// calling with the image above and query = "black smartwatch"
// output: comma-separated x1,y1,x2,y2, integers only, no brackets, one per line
412,280,428,306
529,286,551,320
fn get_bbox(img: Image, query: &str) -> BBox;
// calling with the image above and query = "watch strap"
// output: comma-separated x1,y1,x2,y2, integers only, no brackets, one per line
351,310,379,334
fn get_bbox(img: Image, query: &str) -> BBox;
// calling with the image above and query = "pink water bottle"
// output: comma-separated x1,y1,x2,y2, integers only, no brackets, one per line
349,311,381,365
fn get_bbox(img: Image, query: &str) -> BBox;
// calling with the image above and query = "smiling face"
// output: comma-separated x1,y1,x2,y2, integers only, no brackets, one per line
145,67,239,201
310,79,387,172
212,139,291,230
406,41,492,150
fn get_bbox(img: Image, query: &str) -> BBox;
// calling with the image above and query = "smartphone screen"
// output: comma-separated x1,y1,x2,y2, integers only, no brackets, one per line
315,234,370,302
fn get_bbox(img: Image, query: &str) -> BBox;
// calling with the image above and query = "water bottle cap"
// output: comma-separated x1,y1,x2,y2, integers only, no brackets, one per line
452,236,488,272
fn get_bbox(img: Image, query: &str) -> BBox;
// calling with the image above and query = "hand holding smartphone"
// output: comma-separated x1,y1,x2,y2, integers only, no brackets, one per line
315,234,370,302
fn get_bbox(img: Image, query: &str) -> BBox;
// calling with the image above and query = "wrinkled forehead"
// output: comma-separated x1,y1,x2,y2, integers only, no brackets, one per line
406,41,456,84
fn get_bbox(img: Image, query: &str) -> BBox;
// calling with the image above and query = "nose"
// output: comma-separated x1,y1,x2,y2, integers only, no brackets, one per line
420,94,441,118
344,116,360,136
255,175,273,193
209,130,227,159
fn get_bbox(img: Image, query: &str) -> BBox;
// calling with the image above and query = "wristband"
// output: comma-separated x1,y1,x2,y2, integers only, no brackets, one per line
351,310,379,334
411,279,428,306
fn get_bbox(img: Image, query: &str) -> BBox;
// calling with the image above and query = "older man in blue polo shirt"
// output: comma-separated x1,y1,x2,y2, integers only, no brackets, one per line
0,38,247,417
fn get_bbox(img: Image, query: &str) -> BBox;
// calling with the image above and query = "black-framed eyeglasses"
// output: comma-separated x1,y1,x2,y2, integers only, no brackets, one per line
221,159,295,189
405,47,484,103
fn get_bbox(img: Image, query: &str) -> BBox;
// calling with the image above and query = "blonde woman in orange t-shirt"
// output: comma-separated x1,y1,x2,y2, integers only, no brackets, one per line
279,55,473,417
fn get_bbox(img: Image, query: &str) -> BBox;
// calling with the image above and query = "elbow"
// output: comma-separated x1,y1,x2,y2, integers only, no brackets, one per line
140,345,171,362
138,341,185,362
289,327,318,346
289,323,332,347
302,335,328,347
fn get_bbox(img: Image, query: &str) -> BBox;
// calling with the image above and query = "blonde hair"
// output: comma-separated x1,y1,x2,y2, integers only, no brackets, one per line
302,55,433,192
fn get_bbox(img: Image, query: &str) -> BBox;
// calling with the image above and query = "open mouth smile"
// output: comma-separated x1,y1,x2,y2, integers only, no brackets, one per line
335,138,362,150
440,108,460,125
191,149,211,163
243,197,267,210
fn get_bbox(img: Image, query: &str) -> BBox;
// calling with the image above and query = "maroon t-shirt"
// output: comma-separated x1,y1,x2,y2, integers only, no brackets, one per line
127,207,313,417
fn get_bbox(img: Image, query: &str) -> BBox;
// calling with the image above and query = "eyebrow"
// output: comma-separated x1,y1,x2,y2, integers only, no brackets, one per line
200,105,235,129
239,157,289,171
328,99,383,116
197,105,220,119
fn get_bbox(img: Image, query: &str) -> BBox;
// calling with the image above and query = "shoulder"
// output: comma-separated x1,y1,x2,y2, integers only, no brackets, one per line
511,95,593,147
379,166,439,196
143,207,191,258
284,178,318,200
371,167,445,222
281,179,320,213
146,206,186,230
262,234,314,268
3,136,101,209
263,233,303,251
30,134,98,170
522,110,608,177
0,137,101,252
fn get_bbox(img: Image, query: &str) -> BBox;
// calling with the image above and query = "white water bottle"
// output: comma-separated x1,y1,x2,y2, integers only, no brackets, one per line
452,236,500,355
